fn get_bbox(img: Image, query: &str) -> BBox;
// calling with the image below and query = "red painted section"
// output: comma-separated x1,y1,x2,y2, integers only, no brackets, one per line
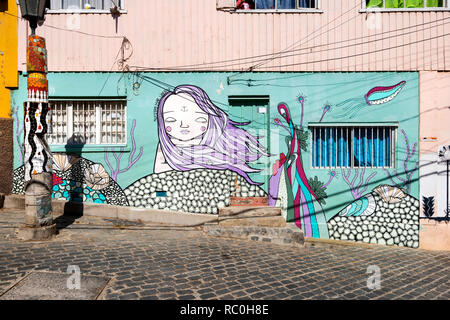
230,197,269,207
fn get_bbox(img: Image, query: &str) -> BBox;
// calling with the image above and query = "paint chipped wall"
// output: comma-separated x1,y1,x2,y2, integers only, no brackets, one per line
11,71,420,247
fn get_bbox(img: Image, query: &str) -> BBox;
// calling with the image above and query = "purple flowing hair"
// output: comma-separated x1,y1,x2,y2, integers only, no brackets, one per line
157,85,268,185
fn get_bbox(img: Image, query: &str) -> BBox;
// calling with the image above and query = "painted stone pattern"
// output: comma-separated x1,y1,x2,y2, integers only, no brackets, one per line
13,154,128,206
125,169,265,214
328,185,420,247
12,72,420,247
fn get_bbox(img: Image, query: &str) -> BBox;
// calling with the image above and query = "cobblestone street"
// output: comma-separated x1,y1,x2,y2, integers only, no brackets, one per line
0,209,449,300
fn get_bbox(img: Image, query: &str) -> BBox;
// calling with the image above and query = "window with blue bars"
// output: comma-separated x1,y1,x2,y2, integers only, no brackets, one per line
310,126,396,168
236,0,317,9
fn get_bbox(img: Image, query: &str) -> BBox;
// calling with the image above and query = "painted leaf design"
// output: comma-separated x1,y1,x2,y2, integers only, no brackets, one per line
422,196,435,218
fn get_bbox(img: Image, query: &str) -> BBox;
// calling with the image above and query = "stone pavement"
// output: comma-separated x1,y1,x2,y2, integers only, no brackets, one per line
0,209,449,300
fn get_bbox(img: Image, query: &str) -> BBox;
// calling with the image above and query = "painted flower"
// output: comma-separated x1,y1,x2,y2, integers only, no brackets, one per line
373,185,406,204
52,153,81,172
84,163,110,190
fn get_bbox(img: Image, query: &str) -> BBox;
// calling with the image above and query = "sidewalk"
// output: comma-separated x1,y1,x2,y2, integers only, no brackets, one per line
0,209,449,300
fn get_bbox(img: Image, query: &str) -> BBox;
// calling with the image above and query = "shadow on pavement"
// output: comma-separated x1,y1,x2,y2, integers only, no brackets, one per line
54,202,84,231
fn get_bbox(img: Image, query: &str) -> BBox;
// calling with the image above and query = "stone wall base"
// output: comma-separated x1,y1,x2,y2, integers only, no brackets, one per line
203,223,304,247
0,118,13,194
15,224,57,241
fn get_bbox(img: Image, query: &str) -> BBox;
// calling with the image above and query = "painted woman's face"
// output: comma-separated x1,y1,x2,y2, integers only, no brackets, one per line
162,93,209,143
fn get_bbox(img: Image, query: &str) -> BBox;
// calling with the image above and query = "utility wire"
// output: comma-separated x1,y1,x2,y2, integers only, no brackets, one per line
227,19,450,75
98,39,126,96
131,30,449,72
3,10,124,39
261,32,450,69
130,16,450,72
133,3,362,71
249,2,363,71
7,8,448,73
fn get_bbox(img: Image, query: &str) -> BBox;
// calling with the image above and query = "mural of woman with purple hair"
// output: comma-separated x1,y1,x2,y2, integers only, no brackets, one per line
154,85,268,185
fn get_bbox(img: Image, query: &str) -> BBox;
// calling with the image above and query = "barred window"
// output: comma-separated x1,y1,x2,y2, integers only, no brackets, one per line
365,0,449,9
235,0,318,10
48,0,124,10
48,100,126,146
310,126,397,168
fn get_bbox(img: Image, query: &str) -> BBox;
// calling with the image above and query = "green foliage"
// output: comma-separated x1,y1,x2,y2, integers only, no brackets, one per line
308,176,328,205
294,126,309,152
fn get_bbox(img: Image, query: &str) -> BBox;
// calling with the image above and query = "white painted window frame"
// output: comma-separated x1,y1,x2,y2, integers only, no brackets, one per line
46,0,127,14
360,0,450,12
308,124,398,170
234,0,323,13
48,99,127,147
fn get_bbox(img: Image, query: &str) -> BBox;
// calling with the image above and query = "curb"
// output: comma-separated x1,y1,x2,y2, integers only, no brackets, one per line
304,237,377,249
2,194,218,227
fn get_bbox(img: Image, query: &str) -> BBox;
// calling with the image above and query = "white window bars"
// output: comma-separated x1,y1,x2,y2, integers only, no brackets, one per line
47,100,126,146
362,0,450,11
48,0,124,11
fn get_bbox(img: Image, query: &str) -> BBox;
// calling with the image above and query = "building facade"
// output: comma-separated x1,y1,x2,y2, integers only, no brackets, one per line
9,0,450,249
0,0,18,194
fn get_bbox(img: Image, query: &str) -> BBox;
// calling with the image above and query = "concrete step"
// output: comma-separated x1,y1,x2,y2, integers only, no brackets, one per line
219,216,286,228
2,194,218,227
3,194,25,209
203,223,304,247
218,205,285,229
219,206,281,218
230,197,268,207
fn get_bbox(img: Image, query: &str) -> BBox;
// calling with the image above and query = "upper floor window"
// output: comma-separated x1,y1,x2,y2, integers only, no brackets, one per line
48,0,124,11
235,0,319,10
364,0,450,10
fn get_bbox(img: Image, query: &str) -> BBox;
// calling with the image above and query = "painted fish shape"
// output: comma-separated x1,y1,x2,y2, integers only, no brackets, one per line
364,81,406,105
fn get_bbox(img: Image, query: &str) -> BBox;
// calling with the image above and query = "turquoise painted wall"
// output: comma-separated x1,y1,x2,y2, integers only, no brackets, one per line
11,71,420,245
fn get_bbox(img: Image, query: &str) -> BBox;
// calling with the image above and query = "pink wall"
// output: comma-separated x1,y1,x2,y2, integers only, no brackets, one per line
419,71,450,251
17,0,450,72
419,71,450,155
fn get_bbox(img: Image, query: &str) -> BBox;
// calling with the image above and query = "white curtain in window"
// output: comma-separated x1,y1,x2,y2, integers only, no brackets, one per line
63,0,82,10
82,0,104,9
50,0,62,9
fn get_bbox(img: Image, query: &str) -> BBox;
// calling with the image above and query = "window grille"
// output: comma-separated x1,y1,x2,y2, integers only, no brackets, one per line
49,0,123,10
235,0,318,10
48,100,126,146
310,126,397,169
365,0,449,9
